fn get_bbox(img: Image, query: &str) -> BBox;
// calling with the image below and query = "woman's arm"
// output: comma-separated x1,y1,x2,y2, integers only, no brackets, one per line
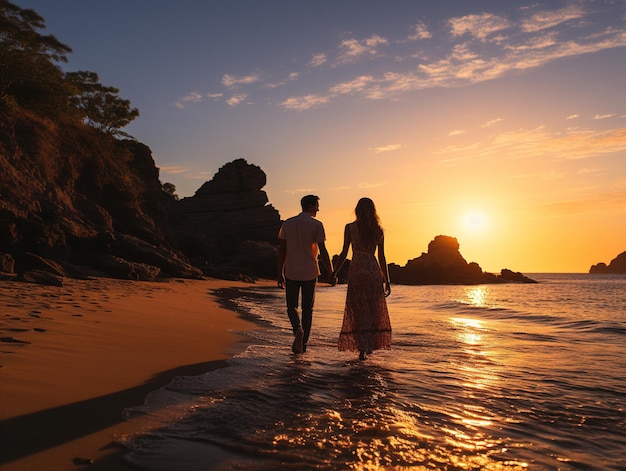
378,235,391,297
332,224,351,278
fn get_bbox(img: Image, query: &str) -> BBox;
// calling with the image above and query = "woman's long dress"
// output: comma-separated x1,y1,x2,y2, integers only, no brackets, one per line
338,222,392,352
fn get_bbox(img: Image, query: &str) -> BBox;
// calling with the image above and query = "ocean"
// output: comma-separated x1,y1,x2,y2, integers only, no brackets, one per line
120,274,626,470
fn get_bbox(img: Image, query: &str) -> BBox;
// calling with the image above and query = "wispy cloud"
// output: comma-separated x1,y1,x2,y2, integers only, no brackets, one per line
437,126,626,162
566,114,580,120
370,144,405,153
337,34,388,63
222,73,261,88
281,94,330,110
309,53,327,67
521,5,585,33
159,165,189,174
358,181,387,189
174,91,204,109
594,113,616,120
407,21,432,41
448,13,511,41
226,94,248,107
448,129,467,136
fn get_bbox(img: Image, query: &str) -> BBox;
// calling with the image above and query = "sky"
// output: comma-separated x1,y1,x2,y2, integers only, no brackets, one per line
12,0,626,273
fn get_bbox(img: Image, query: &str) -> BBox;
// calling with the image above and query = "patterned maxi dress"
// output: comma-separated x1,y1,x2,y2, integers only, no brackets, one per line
338,222,392,352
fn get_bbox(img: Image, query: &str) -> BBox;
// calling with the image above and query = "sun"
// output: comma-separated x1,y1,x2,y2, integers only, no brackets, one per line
463,211,487,233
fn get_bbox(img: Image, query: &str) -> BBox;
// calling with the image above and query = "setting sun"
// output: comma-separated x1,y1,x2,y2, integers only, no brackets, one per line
463,211,487,233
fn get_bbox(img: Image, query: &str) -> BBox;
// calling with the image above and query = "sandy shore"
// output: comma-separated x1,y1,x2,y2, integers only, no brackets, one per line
0,276,266,471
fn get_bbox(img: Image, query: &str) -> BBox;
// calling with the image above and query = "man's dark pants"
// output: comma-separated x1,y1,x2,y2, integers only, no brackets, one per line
285,278,316,349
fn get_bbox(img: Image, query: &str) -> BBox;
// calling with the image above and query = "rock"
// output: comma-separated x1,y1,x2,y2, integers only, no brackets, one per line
16,269,63,286
175,159,281,244
498,268,537,283
1,253,14,273
590,251,626,274
93,255,161,281
112,233,203,279
388,235,535,285
14,252,68,277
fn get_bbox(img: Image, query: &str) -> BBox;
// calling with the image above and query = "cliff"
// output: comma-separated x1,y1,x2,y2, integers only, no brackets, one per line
0,108,280,283
589,251,626,274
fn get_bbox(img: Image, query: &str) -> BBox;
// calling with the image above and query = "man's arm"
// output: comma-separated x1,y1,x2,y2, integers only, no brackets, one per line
317,240,334,284
277,239,287,289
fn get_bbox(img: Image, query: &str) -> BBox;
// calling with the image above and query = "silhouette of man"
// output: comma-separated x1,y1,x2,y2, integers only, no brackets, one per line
278,195,333,354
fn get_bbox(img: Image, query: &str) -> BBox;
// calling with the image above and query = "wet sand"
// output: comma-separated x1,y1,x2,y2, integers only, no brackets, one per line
0,276,265,470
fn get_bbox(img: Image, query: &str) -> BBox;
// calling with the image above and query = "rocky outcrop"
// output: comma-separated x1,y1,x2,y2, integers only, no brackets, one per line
0,107,285,282
176,159,281,243
590,251,626,274
172,159,281,276
387,235,536,285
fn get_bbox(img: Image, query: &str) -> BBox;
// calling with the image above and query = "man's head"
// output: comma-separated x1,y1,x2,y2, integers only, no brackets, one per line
301,194,320,214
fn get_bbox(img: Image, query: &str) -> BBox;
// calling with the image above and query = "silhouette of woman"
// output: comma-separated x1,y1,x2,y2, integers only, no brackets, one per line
332,198,391,360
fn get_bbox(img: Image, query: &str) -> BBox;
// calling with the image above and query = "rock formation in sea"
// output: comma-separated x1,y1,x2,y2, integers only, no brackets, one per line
589,251,626,274
386,235,536,285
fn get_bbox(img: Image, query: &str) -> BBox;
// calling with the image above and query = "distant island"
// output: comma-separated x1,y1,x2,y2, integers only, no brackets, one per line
589,251,626,274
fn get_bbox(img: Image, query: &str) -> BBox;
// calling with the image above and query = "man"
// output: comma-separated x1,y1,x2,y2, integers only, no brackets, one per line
278,194,334,354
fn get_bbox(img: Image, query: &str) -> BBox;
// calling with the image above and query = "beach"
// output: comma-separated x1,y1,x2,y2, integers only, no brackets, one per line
0,276,263,471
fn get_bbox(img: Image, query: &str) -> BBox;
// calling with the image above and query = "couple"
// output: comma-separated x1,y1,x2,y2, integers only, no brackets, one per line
277,195,391,361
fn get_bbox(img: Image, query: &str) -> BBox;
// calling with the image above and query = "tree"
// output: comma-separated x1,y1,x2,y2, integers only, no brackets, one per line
0,0,73,113
162,182,179,200
65,71,139,136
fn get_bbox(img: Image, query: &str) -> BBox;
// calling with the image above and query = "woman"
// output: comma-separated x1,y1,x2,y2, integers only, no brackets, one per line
332,198,391,360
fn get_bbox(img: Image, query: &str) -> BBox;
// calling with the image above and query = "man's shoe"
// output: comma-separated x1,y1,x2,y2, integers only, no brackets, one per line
292,328,304,354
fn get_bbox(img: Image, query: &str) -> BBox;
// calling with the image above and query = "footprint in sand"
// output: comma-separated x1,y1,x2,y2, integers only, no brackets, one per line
0,337,30,344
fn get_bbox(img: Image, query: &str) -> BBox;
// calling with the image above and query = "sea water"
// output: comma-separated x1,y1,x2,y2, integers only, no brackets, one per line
120,274,626,470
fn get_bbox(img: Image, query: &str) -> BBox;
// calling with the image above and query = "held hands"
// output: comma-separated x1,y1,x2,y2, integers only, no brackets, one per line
384,281,391,297
278,274,285,289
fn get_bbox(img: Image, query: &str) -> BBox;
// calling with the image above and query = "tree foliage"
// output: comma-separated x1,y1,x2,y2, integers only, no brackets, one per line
0,0,139,135
66,71,139,136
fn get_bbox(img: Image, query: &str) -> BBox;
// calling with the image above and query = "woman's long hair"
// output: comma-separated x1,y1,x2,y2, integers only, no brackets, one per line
355,197,383,247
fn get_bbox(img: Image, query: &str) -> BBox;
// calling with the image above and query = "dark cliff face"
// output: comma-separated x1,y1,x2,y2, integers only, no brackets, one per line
590,251,626,274
0,110,280,281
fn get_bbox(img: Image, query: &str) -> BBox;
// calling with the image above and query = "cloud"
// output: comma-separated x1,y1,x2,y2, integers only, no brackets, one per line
521,5,585,33
481,118,503,128
448,130,467,136
448,13,511,40
358,181,387,189
407,21,432,41
159,165,189,174
566,114,580,120
337,34,388,63
370,144,405,153
222,73,260,88
594,113,616,120
276,4,626,110
309,53,327,67
436,126,626,162
226,94,248,106
286,188,316,194
174,91,204,108
281,94,330,110
537,190,626,215
207,93,223,99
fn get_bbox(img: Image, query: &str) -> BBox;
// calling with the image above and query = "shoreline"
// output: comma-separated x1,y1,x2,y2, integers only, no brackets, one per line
0,276,269,471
